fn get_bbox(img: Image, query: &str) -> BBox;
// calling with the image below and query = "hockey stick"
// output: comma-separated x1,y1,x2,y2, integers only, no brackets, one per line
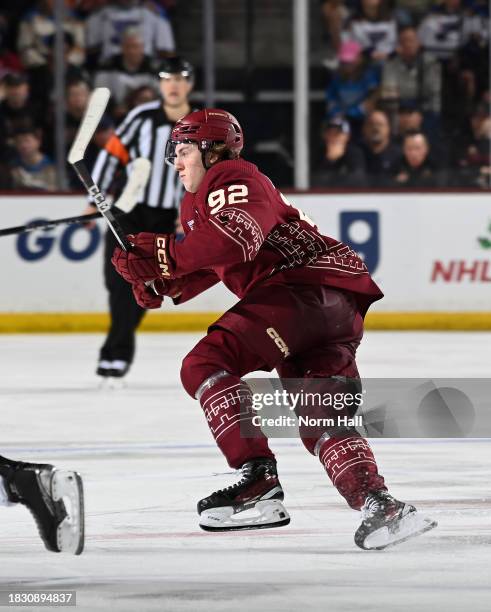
68,87,132,251
0,158,152,237
0,211,100,237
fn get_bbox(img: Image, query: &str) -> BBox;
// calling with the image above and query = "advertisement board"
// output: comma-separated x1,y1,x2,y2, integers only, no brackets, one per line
292,192,491,312
0,192,489,319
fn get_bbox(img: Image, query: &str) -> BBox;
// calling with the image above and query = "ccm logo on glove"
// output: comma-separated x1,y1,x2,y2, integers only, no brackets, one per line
111,232,171,284
156,236,170,278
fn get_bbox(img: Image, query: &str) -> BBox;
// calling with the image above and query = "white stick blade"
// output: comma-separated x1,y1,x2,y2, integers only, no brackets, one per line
113,158,152,213
68,88,111,164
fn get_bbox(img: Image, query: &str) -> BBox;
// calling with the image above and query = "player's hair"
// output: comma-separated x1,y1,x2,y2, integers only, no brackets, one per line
207,142,241,164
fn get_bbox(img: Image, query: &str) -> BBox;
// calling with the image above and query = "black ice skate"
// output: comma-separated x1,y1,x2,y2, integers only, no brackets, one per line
198,458,290,531
97,360,130,389
2,461,84,554
108,360,130,378
355,490,437,550
97,359,130,378
96,360,112,377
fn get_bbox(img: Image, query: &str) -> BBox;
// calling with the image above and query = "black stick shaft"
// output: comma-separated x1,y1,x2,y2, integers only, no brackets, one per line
72,160,132,251
0,212,103,237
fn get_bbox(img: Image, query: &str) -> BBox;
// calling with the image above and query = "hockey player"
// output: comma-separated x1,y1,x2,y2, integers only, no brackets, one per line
0,455,84,554
111,109,437,550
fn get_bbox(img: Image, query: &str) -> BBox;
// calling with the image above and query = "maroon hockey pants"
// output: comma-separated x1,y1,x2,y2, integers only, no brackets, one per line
180,282,386,510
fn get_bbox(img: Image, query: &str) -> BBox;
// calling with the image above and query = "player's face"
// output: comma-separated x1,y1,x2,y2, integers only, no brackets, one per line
174,143,206,193
160,74,192,107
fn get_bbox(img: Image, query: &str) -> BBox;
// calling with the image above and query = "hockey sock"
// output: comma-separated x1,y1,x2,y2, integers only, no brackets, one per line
196,372,275,469
317,434,386,510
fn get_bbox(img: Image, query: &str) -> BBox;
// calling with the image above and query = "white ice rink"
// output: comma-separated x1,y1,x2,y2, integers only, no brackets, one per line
1,331,490,611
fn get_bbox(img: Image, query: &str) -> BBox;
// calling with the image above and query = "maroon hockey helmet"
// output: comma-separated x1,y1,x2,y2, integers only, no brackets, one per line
164,108,243,166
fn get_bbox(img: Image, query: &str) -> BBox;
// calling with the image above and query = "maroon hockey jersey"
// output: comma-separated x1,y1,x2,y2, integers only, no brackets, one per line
169,159,383,315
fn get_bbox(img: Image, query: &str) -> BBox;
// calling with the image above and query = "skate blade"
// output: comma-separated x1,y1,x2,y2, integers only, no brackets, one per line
361,512,437,550
51,470,85,555
98,377,127,390
199,499,290,532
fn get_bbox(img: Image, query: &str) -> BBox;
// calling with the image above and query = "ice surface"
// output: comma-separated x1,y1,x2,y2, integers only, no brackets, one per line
0,332,490,611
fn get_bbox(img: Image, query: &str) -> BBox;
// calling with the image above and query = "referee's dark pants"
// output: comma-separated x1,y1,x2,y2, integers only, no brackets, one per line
100,205,177,365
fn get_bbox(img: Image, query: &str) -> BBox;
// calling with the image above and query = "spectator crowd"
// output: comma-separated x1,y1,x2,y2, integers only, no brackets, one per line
317,0,490,187
0,0,175,191
0,0,489,191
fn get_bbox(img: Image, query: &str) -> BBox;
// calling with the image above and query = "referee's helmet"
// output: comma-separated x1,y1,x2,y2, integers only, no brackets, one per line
158,56,194,81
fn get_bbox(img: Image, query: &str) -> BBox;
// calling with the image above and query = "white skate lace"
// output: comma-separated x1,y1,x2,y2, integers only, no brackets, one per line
361,495,382,520
212,470,237,477
209,468,243,494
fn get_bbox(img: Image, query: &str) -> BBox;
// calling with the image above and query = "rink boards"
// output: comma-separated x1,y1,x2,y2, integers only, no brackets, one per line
0,192,490,330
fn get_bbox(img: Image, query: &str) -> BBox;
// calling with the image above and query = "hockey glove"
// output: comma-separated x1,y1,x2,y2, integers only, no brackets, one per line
132,281,163,309
132,278,183,309
112,232,173,284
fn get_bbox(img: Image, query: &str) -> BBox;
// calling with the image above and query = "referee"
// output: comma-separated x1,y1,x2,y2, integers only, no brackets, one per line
85,56,195,379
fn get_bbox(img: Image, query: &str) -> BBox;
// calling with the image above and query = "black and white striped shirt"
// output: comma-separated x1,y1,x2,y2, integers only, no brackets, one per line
92,100,184,210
